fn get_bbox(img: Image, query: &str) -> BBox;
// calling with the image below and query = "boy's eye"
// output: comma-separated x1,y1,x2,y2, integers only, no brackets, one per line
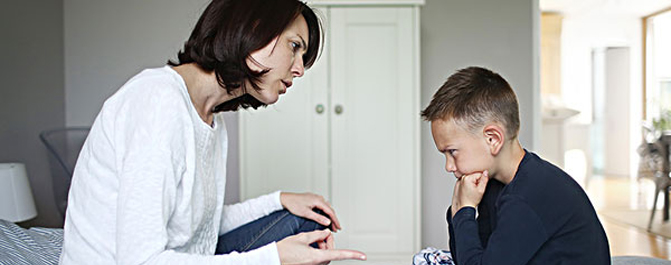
447,149,456,155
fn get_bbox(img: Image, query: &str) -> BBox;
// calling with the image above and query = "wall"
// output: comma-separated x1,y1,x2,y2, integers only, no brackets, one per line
420,0,540,248
561,12,642,177
0,0,66,227
64,0,209,126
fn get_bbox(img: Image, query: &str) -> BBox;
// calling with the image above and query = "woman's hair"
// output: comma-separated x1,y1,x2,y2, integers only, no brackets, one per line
168,0,323,112
421,66,521,140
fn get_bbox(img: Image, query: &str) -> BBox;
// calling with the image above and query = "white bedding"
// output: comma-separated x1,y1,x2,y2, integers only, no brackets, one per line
0,220,62,265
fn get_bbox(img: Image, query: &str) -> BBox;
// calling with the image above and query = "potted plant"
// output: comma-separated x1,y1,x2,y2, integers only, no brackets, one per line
653,109,671,133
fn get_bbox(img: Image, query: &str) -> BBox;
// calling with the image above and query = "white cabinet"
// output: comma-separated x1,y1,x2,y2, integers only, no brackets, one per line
239,5,421,264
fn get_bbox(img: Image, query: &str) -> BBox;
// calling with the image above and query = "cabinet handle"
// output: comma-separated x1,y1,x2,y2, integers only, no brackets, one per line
315,104,325,114
334,105,343,115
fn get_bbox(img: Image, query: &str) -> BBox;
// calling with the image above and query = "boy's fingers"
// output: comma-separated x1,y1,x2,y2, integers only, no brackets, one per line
479,173,489,187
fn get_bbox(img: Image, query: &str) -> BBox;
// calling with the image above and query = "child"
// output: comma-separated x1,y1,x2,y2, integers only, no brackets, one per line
421,67,610,264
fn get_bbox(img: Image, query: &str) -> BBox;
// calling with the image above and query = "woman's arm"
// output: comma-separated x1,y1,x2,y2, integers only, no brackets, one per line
219,191,284,234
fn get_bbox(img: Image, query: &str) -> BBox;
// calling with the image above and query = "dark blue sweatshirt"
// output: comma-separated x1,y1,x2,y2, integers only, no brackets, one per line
446,151,610,265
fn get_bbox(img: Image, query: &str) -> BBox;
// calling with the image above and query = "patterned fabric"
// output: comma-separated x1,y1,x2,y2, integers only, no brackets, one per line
0,220,63,265
413,247,454,265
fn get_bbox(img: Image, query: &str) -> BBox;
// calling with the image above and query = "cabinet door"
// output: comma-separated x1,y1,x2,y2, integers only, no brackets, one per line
239,8,330,199
330,6,419,260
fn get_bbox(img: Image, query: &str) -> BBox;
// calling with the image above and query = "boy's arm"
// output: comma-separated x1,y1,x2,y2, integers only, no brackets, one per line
448,175,501,265
446,207,459,264
451,195,548,265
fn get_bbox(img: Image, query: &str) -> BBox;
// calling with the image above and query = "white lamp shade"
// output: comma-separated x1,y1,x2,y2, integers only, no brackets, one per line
0,163,38,222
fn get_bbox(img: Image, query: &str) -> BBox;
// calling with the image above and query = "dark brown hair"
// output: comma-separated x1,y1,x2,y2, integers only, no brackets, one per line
421,66,520,140
168,0,323,112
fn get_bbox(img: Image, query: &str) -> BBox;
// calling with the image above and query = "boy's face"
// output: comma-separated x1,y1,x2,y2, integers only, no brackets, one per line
431,118,494,179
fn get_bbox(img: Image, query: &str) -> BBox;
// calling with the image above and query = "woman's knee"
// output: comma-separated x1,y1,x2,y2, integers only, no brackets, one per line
281,209,328,234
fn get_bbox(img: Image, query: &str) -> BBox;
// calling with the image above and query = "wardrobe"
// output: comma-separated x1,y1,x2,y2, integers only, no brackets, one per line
239,1,423,263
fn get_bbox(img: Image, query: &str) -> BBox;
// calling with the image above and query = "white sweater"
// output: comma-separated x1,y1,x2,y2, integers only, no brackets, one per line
60,66,284,265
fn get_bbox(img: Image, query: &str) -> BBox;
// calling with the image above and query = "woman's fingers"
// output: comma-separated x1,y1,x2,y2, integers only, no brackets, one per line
282,192,342,231
320,249,367,262
318,240,327,250
325,231,335,250
304,209,333,227
283,230,366,264
312,200,341,231
301,229,332,244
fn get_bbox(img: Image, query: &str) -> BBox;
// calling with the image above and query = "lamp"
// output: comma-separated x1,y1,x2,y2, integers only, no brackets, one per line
0,163,38,222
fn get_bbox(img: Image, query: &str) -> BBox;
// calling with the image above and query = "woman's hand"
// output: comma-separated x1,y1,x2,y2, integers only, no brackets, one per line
280,192,341,231
277,229,366,265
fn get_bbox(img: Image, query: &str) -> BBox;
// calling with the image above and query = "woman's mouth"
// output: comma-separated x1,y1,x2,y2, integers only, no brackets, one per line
281,80,292,94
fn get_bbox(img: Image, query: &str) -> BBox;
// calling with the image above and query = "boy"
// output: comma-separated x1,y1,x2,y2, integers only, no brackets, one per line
421,67,610,264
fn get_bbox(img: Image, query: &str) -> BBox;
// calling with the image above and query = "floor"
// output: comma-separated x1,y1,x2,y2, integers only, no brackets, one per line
587,175,671,259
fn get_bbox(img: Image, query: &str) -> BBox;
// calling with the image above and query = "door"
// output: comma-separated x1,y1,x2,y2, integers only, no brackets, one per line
329,6,419,261
239,6,420,264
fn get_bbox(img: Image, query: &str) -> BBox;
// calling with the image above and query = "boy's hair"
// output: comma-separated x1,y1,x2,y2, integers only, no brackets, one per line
421,66,520,140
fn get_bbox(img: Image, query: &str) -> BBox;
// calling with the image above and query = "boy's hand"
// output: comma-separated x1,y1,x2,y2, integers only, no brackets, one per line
451,171,489,217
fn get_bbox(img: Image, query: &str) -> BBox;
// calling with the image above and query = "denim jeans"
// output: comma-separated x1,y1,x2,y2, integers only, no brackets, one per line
215,209,326,254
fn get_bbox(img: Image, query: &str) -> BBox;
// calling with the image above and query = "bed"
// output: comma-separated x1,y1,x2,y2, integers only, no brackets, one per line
0,220,63,265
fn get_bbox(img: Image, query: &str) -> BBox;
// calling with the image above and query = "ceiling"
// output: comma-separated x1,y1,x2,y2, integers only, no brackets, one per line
540,0,671,17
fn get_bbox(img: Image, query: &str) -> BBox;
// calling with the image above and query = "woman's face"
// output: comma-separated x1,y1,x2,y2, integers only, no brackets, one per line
245,15,309,105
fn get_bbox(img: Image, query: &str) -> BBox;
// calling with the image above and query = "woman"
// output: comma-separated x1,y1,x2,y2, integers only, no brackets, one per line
59,0,366,264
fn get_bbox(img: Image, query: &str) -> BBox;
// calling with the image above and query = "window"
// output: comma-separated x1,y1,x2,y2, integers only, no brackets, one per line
644,9,671,121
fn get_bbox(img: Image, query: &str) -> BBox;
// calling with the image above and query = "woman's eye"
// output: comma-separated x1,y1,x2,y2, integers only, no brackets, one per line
290,41,301,52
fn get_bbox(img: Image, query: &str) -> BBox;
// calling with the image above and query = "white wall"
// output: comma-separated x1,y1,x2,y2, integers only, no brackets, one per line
561,12,642,177
420,0,540,248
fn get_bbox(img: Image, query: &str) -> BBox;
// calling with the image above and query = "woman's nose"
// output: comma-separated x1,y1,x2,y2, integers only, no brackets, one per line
292,56,305,77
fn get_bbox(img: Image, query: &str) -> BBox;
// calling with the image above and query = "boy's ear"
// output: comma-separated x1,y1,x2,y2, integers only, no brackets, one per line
483,124,505,156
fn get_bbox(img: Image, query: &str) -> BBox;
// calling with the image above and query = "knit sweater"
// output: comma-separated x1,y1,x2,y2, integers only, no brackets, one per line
60,66,284,265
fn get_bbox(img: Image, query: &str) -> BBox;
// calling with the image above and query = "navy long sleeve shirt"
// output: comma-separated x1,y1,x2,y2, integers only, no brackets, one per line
446,151,610,265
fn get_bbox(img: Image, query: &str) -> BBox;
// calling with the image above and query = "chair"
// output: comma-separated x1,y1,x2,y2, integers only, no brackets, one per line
637,123,669,230
39,127,90,220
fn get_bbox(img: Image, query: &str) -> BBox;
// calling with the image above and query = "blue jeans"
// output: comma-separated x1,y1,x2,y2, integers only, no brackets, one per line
215,210,326,254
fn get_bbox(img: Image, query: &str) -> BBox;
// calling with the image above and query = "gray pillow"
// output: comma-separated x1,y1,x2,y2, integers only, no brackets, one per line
613,256,671,265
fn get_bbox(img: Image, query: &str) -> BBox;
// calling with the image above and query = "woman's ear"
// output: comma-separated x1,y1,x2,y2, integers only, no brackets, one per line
483,124,505,156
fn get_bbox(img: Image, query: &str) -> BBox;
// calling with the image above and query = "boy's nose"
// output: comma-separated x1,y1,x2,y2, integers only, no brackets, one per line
445,159,457,173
